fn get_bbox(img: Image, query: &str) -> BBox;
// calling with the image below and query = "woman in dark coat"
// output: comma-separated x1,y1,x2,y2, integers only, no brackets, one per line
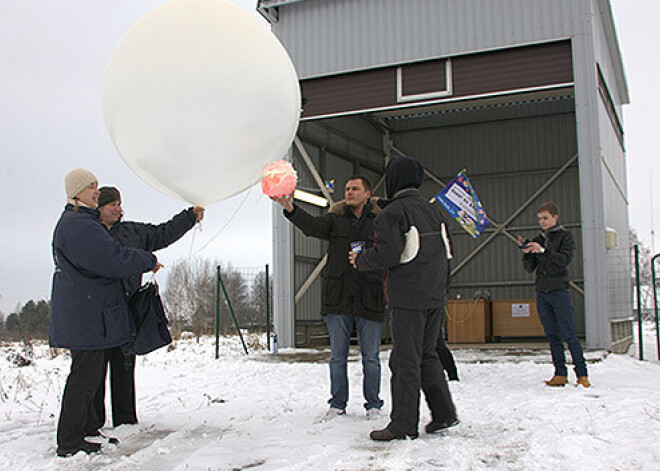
92,186,204,429
50,169,160,457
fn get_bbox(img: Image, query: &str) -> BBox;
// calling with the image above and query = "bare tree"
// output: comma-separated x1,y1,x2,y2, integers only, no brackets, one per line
217,264,251,334
162,258,216,337
631,229,656,315
249,269,272,331
0,311,5,340
163,259,267,337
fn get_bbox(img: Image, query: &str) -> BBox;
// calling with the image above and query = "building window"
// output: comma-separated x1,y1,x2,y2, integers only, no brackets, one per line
397,58,453,103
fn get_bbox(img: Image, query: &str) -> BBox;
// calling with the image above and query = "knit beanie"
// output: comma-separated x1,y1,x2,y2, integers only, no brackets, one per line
65,168,98,204
98,186,122,208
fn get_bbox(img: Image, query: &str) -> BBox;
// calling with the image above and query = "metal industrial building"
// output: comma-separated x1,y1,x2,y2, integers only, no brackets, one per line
260,0,632,351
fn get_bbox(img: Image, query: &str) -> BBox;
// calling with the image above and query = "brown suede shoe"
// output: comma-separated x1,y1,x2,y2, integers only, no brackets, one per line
577,376,591,388
544,375,568,387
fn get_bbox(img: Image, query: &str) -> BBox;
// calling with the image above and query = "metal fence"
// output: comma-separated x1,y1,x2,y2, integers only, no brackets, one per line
214,264,273,357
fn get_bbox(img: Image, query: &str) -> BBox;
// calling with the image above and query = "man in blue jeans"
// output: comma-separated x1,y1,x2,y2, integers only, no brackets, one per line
272,176,385,418
520,201,590,388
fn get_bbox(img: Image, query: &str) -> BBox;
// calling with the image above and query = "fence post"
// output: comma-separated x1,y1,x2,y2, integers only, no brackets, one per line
215,265,220,360
652,254,660,361
218,270,249,355
266,264,271,351
634,245,644,360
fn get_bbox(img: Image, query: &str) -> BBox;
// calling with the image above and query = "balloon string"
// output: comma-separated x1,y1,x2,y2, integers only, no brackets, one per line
188,222,199,259
166,186,254,271
191,186,253,256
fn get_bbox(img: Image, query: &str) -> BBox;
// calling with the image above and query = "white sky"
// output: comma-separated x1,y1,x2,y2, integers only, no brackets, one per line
0,0,272,314
0,0,658,314
610,0,660,249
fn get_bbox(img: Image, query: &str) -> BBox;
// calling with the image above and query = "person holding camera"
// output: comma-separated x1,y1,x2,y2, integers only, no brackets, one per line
519,201,589,388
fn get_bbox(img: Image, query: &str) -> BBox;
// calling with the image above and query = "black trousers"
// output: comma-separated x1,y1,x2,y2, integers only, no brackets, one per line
436,307,459,380
91,347,138,429
57,349,106,449
387,307,457,436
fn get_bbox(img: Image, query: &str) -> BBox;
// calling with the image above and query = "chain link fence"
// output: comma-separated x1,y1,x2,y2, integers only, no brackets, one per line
162,260,272,345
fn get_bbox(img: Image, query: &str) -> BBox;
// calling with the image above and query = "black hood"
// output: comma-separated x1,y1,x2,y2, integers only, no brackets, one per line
386,156,424,196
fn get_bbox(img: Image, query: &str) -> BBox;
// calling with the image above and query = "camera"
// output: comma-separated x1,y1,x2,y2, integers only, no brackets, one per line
519,238,531,250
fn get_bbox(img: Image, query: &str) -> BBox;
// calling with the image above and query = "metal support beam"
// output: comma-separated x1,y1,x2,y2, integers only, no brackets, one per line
424,156,584,297
424,168,546,256
290,137,334,305
450,153,578,275
293,136,335,204
295,254,327,304
373,174,386,194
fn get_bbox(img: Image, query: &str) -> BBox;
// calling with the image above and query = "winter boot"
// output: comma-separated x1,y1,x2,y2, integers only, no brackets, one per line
56,440,102,457
577,376,591,388
544,375,568,387
369,427,418,441
425,417,460,434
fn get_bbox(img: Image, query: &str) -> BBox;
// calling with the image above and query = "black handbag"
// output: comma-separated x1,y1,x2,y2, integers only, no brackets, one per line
122,281,172,356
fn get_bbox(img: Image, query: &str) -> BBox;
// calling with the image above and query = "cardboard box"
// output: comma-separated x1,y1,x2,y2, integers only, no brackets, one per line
446,299,492,343
491,300,545,337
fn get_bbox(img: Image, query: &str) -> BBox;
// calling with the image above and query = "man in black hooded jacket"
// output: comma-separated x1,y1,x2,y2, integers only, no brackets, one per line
351,156,458,441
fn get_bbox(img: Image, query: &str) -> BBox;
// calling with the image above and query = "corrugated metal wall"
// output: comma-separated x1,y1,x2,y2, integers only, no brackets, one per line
592,3,631,323
290,142,325,323
299,41,574,119
269,0,583,80
290,97,586,333
597,84,631,323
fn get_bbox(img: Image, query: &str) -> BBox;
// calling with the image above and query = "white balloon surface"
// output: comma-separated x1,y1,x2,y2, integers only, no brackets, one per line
102,0,300,206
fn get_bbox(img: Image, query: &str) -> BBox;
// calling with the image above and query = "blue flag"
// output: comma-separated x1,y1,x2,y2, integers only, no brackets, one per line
434,170,489,238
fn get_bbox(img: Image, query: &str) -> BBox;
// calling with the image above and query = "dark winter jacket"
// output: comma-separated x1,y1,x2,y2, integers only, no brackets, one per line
522,225,575,292
109,208,197,296
284,198,385,321
356,157,451,310
49,205,157,350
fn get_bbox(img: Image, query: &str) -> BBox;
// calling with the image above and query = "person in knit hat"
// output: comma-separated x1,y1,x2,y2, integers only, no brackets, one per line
63,168,99,208
50,169,161,457
90,186,204,431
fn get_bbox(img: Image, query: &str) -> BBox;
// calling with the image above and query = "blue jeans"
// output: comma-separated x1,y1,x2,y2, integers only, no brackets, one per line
537,290,588,377
326,314,384,411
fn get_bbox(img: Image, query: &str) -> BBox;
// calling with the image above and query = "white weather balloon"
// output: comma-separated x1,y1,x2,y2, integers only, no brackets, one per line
102,0,301,206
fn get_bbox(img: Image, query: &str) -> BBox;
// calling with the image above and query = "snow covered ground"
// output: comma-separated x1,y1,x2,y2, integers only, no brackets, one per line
1,323,659,471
